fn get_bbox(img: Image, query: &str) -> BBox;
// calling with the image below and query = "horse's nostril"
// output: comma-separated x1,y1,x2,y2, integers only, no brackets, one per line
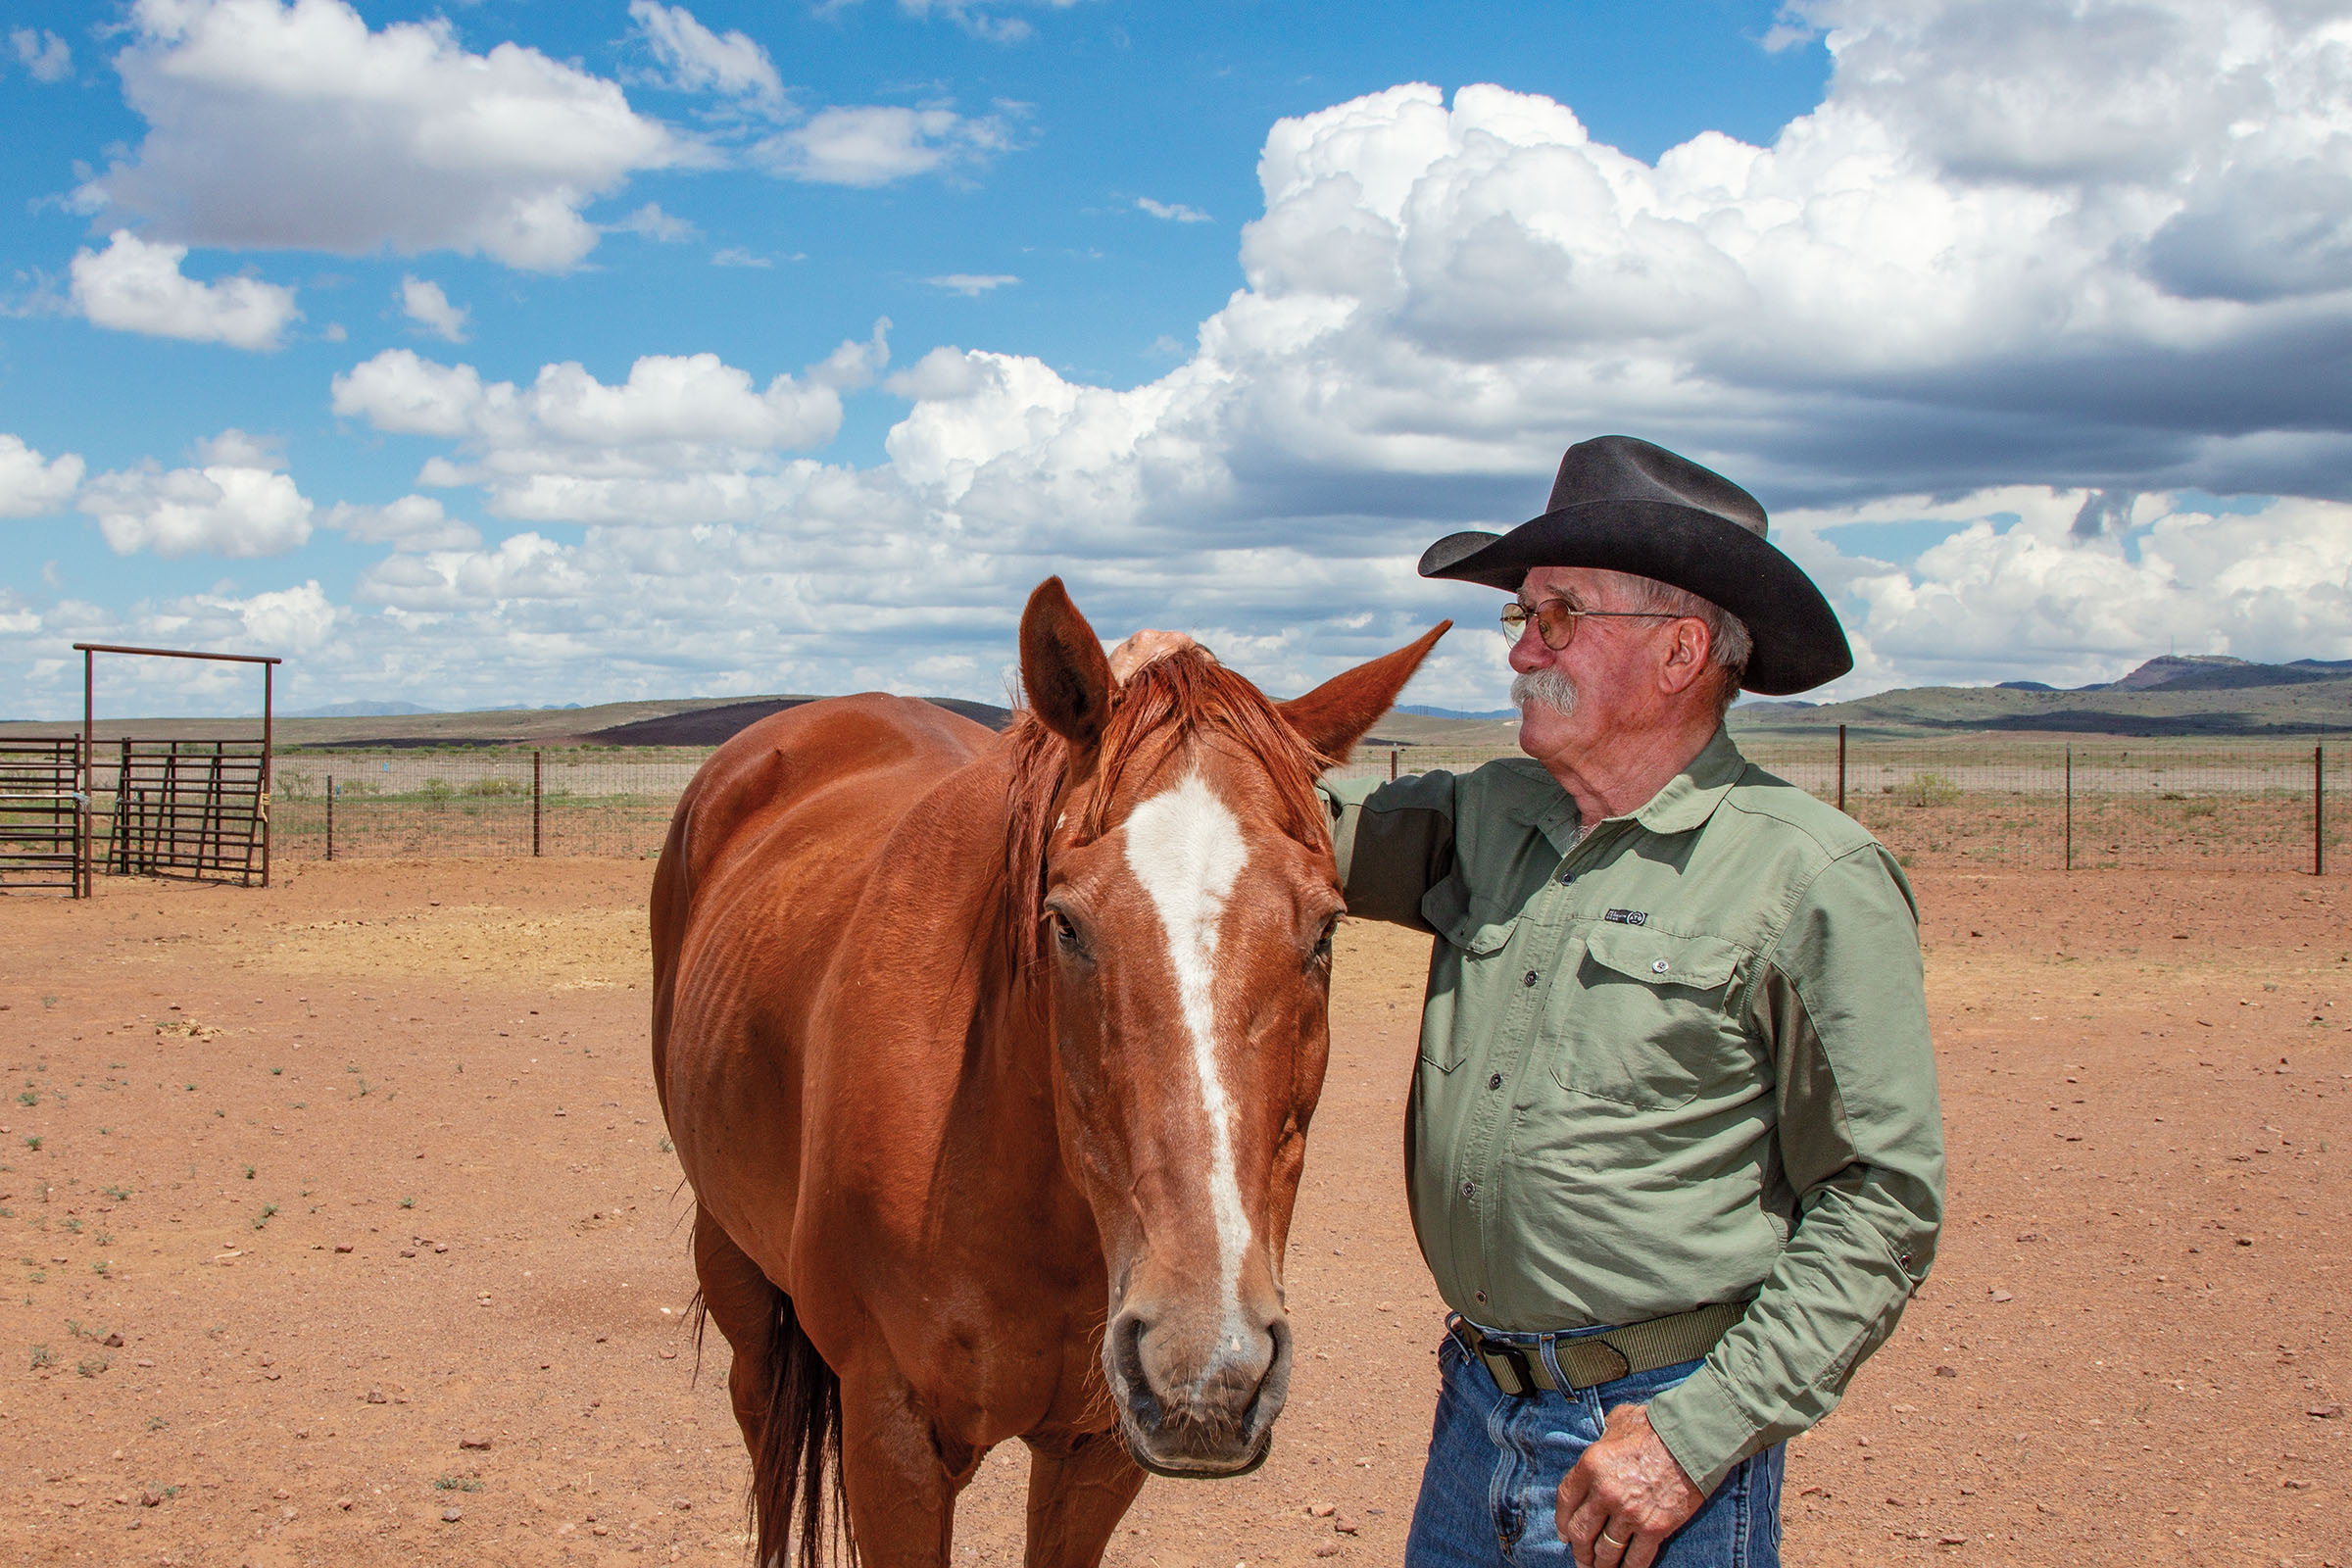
1111,1312,1161,1425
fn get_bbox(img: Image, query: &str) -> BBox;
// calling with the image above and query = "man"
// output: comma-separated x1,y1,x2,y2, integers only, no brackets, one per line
1321,436,1944,1568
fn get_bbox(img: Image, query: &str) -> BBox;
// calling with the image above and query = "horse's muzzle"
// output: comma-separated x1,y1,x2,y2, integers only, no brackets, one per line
1105,1305,1292,1479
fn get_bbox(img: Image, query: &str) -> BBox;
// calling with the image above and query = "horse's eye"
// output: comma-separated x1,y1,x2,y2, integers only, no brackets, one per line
1310,917,1338,967
1048,908,1090,959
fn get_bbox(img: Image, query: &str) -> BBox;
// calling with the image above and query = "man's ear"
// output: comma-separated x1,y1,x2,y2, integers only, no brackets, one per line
1019,576,1114,768
1277,621,1451,763
1657,615,1711,696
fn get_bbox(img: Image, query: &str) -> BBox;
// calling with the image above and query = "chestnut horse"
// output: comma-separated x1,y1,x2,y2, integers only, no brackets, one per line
651,579,1446,1567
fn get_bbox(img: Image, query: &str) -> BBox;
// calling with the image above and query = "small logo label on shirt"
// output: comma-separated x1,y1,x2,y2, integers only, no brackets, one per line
1603,908,1648,926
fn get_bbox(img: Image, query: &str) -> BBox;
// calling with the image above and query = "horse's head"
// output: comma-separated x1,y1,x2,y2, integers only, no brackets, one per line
1013,577,1447,1479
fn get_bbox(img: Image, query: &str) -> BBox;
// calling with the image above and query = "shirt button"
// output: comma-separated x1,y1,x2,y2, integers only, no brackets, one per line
1651,958,1670,974
1487,1072,1503,1091
1460,1180,1476,1200
1521,970,1539,987
1473,1291,1488,1304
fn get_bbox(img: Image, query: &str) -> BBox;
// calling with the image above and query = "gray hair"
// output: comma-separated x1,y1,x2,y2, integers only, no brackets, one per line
1618,578,1751,718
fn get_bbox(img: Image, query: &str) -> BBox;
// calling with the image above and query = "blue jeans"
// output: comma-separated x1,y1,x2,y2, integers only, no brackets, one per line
1405,1326,1784,1567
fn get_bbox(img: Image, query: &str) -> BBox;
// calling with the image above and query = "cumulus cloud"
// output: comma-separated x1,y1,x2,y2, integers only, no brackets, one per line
399,276,469,343
330,344,862,521
71,230,300,351
24,0,2352,717
11,27,72,81
612,203,697,243
77,435,315,558
756,104,1011,185
0,435,85,517
322,493,482,551
81,0,691,272
1136,196,1211,223
628,1,785,116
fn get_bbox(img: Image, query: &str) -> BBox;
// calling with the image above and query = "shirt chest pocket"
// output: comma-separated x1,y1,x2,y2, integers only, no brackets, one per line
1415,874,1523,1073
1546,926,1755,1109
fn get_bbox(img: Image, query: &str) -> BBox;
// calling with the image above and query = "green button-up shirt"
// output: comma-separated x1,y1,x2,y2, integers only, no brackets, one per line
1321,728,1944,1495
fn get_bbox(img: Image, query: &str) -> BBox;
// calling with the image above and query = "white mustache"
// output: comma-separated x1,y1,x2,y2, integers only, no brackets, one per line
1511,667,1579,716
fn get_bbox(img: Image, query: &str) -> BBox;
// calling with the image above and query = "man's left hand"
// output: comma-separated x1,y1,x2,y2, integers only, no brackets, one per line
1556,1402,1703,1568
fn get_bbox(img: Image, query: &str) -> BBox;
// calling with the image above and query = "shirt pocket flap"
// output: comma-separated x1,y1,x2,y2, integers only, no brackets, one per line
1583,926,1743,991
1420,873,1518,956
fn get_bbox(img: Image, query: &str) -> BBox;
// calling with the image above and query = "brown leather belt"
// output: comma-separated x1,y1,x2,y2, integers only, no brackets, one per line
1449,1301,1748,1397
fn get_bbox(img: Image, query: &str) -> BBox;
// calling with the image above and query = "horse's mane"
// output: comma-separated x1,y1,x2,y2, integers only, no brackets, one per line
998,646,1333,979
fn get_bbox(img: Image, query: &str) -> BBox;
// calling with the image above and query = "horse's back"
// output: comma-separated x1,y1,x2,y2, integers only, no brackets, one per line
651,694,998,1109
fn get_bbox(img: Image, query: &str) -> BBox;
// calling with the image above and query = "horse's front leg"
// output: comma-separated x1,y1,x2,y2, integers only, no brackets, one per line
1020,1428,1148,1568
837,1353,984,1568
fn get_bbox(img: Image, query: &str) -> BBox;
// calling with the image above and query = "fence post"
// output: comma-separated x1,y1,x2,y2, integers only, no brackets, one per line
2064,746,2073,872
1390,747,1399,783
325,775,334,862
1836,723,1847,812
533,750,543,858
2317,744,2326,877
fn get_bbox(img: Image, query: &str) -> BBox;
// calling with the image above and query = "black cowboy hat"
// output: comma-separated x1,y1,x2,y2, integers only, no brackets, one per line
1417,435,1852,695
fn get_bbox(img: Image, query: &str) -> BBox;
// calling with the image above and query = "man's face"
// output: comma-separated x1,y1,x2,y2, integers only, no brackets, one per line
1508,566,1676,772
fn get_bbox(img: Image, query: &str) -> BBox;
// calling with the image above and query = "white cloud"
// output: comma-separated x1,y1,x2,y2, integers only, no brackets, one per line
331,346,851,520
628,1,784,117
77,439,315,558
0,435,85,517
1787,488,2352,696
891,0,1086,44
612,203,698,242
927,273,1018,296
11,27,72,81
322,493,482,551
83,0,692,272
71,230,300,351
808,318,892,390
1136,196,1211,223
710,246,773,268
399,275,470,343
24,0,2352,717
756,104,1010,186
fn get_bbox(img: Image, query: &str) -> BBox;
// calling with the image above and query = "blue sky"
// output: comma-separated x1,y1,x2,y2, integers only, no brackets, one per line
5,0,2352,718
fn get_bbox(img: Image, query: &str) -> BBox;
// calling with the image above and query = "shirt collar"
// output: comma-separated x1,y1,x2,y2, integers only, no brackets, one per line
1507,726,1748,854
1630,726,1746,835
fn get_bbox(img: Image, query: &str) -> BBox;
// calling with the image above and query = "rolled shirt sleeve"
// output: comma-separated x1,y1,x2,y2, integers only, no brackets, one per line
1320,771,1461,931
1644,845,1946,1495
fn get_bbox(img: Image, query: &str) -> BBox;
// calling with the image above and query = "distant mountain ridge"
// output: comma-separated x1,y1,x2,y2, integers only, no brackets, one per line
1737,654,2352,739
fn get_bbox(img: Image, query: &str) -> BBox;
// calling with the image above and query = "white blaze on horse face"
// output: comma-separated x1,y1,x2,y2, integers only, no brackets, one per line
1122,771,1252,1339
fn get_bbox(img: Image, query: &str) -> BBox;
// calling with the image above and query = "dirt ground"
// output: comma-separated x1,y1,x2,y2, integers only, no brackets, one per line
1,860,2346,1568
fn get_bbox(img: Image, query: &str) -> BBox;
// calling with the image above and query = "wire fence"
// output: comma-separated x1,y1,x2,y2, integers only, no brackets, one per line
7,731,2321,878
270,752,702,861
1331,732,2344,873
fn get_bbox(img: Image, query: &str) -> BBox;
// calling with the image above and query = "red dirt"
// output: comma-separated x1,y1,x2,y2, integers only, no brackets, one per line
1,862,2346,1566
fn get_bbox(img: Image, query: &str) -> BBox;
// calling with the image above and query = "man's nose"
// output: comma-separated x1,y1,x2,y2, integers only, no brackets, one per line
1507,621,1549,674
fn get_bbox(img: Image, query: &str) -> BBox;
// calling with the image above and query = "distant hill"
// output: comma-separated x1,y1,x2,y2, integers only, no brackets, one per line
1395,703,1517,720
1732,655,2352,740
284,700,436,718
578,696,1012,747
11,652,2344,751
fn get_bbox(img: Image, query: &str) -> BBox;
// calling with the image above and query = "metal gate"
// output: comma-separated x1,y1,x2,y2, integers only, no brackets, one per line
103,738,269,885
0,737,80,892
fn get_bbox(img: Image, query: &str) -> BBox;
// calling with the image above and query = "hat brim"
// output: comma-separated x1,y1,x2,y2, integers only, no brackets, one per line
1419,498,1853,696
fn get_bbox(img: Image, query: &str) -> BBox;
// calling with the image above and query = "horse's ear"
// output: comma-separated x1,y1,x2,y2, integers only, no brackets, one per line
1277,621,1451,763
1019,576,1115,760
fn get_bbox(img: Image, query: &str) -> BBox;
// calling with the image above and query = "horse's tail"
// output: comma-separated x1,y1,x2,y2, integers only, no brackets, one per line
753,1290,852,1568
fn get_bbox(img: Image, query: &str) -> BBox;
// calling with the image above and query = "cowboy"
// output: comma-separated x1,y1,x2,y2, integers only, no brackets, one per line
1321,436,1944,1568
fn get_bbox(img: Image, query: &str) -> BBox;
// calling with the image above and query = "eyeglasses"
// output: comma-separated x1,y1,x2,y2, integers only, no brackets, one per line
1499,598,1678,651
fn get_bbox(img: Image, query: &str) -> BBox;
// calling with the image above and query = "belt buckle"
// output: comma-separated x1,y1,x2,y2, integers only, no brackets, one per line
1481,1340,1539,1398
